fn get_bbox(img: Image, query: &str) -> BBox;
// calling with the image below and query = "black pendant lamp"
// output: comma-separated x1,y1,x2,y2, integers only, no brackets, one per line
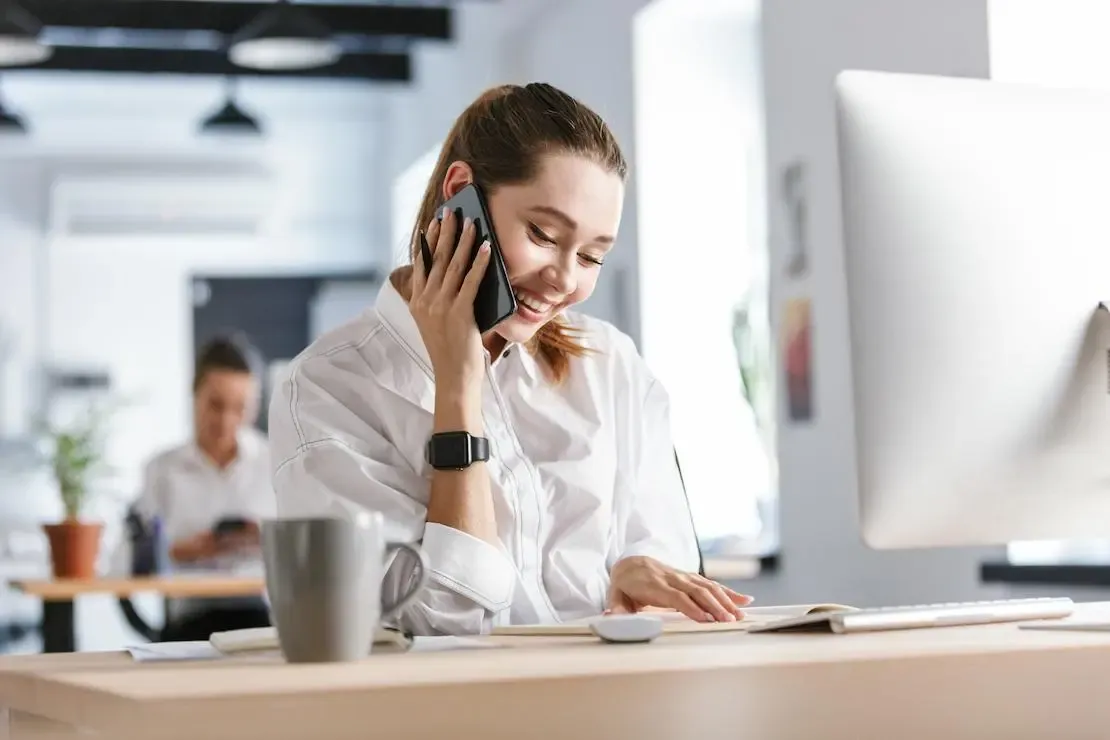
200,77,262,135
0,1,52,66
228,0,341,71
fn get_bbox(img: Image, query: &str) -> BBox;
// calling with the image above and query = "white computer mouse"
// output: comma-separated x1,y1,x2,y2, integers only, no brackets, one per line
589,614,664,644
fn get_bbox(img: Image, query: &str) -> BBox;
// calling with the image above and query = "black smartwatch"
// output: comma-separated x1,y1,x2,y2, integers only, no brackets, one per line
425,431,490,470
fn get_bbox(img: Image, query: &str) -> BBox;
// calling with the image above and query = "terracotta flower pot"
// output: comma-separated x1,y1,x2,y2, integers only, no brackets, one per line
43,520,103,579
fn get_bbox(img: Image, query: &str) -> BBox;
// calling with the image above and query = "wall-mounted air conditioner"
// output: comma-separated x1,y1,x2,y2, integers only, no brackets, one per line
46,169,277,238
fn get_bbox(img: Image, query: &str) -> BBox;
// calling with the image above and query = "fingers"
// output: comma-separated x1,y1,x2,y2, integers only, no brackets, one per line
418,208,478,299
693,575,751,615
412,230,431,299
726,587,755,607
667,589,714,623
605,597,635,616
422,213,448,292
666,574,740,623
442,217,477,292
683,583,736,623
458,241,491,304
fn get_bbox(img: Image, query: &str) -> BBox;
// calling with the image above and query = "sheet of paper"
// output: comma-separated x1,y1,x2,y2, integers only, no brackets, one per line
127,641,224,662
409,636,501,653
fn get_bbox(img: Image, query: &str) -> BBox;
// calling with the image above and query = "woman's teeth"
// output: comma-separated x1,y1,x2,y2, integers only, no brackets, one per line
516,292,552,314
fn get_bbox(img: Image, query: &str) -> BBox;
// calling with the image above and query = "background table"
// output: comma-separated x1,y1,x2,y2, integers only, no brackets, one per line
9,576,266,652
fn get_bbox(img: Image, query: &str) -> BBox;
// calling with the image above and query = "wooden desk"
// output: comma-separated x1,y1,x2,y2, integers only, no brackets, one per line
2,602,1110,739
8,576,265,653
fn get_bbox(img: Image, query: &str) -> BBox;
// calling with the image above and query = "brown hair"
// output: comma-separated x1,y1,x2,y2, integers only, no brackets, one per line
193,334,259,393
406,82,628,383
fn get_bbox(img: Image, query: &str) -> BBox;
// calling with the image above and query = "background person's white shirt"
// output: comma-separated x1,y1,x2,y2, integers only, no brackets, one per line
269,280,700,636
132,427,275,620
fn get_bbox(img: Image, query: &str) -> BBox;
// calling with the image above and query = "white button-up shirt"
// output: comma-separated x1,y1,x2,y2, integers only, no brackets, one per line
269,279,699,636
132,428,275,618
134,428,275,546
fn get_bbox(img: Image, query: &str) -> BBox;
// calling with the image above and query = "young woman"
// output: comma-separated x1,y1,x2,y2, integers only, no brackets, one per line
269,82,752,636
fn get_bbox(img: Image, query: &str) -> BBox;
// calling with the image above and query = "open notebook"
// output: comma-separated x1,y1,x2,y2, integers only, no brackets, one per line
491,604,857,636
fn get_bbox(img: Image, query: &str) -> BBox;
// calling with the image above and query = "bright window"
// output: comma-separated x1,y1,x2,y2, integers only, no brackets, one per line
632,0,774,557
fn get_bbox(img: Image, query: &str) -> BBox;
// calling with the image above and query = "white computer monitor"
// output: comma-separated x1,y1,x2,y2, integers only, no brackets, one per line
835,70,1110,549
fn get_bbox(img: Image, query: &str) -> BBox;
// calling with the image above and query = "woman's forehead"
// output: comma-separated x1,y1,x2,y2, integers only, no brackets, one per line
500,154,624,236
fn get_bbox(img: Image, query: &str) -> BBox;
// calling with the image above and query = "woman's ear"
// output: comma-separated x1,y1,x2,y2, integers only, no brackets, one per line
441,161,475,201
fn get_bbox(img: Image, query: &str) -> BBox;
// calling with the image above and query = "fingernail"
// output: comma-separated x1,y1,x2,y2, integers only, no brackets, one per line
463,216,472,231
441,206,450,220
479,240,491,253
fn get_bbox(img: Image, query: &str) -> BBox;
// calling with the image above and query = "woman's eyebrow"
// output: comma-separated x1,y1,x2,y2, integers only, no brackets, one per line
528,205,614,244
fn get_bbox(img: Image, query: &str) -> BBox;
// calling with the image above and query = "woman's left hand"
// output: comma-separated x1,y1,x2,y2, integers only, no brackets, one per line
606,555,753,623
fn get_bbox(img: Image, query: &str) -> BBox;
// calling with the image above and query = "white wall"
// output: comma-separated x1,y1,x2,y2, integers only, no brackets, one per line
390,144,440,266
385,6,506,203
0,162,45,444
756,0,1006,607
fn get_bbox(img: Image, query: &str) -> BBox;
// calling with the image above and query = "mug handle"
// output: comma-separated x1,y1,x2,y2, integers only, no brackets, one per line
381,543,429,622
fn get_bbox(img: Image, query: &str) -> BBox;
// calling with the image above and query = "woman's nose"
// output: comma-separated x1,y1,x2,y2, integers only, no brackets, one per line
541,261,576,296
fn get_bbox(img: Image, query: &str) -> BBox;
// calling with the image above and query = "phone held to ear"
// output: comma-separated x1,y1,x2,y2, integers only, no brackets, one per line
421,183,517,333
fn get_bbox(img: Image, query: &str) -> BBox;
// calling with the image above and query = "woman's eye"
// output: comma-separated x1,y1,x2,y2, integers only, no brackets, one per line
579,254,605,267
528,223,556,244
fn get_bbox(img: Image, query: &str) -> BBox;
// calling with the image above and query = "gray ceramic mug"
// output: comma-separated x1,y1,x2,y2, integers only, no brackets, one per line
261,512,428,663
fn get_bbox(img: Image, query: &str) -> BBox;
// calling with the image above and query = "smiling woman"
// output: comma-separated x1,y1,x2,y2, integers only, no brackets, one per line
268,82,752,637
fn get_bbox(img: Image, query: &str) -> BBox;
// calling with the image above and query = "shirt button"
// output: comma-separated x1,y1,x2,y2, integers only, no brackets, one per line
502,350,511,359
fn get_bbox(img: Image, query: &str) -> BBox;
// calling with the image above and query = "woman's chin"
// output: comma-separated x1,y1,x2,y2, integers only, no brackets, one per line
494,315,546,345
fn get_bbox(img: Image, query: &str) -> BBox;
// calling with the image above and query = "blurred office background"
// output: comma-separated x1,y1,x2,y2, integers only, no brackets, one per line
0,0,1103,653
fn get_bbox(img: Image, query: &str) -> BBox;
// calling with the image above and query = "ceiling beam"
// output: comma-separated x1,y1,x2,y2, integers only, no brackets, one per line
5,45,411,81
21,1,452,40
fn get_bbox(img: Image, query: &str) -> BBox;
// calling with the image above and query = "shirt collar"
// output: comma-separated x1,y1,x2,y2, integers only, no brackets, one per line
376,274,526,376
376,277,433,374
187,427,263,472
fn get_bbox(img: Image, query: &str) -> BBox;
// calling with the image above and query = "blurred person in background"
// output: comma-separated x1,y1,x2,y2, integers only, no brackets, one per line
133,335,273,640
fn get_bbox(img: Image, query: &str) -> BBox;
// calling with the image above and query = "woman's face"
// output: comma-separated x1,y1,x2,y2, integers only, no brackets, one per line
443,153,625,346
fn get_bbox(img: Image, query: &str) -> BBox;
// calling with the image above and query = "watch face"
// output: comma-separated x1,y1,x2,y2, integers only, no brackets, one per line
430,432,472,469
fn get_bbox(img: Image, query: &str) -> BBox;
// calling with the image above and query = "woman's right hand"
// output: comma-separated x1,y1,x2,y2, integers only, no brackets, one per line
410,208,492,404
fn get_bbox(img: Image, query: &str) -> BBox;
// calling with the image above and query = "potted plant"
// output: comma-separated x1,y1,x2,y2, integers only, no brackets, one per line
41,404,113,579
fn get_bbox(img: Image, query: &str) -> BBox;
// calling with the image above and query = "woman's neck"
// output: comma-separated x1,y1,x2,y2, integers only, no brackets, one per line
199,438,238,469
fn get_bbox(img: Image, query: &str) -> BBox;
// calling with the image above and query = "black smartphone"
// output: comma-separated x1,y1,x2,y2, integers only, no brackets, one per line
421,183,517,333
213,517,249,538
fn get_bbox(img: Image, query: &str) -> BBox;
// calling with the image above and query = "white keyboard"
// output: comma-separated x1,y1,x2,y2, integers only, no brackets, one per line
747,597,1074,634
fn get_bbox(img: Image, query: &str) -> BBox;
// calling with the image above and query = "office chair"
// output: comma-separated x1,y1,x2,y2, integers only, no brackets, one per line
117,508,165,642
673,450,706,577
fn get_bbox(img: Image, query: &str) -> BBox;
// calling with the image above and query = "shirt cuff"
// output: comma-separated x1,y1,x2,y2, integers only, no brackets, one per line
421,523,516,612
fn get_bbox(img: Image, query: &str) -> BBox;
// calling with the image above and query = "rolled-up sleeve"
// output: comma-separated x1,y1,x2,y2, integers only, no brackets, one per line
269,359,516,636
617,378,701,573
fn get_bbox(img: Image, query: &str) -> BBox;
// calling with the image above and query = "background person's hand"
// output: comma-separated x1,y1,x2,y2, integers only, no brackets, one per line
214,520,261,553
409,208,492,399
606,555,754,623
